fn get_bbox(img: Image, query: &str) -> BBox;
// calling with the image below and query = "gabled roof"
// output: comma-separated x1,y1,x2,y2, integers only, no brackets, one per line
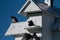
51,7,60,31
24,0,41,12
18,0,41,16
31,3,60,17
47,7,60,17
18,0,41,13
18,0,59,17
5,22,29,36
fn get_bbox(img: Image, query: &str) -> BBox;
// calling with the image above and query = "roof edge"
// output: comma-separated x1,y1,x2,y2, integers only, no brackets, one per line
18,0,31,14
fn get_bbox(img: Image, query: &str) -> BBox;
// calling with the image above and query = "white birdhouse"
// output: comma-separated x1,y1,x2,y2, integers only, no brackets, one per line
5,0,60,40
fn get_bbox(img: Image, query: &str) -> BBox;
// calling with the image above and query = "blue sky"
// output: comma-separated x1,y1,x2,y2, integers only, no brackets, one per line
0,0,60,40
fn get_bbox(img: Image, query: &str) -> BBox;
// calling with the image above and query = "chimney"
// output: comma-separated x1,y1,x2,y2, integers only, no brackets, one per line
45,0,53,6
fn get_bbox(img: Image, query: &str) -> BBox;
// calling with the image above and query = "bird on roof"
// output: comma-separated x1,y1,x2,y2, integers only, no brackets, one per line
10,16,18,23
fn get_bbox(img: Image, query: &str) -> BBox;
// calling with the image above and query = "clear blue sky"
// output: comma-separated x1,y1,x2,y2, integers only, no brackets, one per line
0,0,60,40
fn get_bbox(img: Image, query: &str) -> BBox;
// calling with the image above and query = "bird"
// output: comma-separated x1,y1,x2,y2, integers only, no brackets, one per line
28,20,34,26
10,16,18,23
21,33,33,40
33,33,40,40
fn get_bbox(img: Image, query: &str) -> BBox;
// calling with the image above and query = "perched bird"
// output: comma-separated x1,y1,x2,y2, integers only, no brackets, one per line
33,33,40,40
22,33,33,40
10,16,18,23
28,20,34,26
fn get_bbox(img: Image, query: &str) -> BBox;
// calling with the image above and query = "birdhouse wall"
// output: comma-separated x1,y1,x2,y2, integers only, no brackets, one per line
27,13,42,27
23,13,42,34
42,13,55,40
27,12,55,40
53,31,60,40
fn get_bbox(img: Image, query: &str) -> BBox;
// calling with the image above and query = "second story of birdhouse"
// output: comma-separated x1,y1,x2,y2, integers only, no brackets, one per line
18,0,60,34
18,0,59,27
18,0,58,16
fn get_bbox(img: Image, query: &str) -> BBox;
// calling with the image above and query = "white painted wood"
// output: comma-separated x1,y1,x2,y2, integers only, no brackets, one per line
15,37,22,40
24,16,42,33
18,0,41,16
27,16,42,27
24,1,41,12
25,25,42,33
5,22,29,36
45,0,51,6
36,33,42,37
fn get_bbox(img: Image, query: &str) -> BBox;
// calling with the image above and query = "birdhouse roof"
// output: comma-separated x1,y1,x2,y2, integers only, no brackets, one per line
18,0,60,17
52,17,60,31
18,0,41,16
5,22,30,36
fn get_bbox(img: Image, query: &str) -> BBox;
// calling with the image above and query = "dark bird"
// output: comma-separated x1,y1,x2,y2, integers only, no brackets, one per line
10,16,18,23
28,20,34,26
22,33,33,40
33,33,40,40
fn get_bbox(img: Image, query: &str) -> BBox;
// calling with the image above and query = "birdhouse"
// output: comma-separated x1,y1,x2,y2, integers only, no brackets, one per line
18,0,59,40
5,0,60,40
18,0,58,33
